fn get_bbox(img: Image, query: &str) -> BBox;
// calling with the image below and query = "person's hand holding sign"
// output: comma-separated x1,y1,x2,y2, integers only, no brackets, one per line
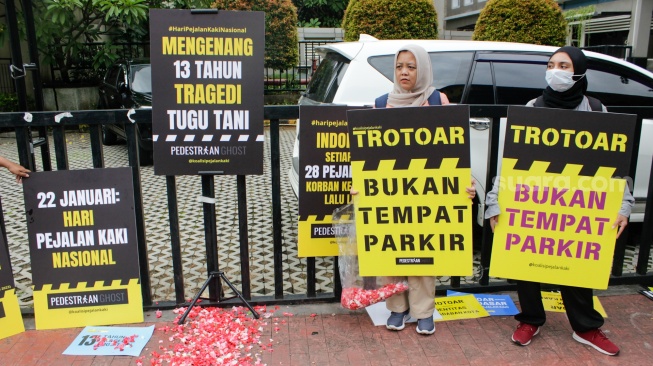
613,214,628,239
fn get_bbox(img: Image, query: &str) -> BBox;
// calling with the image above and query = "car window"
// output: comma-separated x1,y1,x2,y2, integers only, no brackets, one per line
303,52,350,103
467,62,494,104
105,65,121,86
494,62,548,105
130,65,152,94
368,52,474,103
586,59,653,106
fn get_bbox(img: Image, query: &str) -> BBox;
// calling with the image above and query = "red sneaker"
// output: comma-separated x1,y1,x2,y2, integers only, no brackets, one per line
573,329,620,356
511,322,540,346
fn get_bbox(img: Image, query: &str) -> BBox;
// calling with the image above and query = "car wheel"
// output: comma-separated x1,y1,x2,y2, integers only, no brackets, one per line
102,125,119,145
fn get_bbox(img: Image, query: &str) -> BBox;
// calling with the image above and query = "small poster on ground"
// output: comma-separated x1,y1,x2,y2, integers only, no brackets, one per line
447,290,519,316
435,294,489,321
541,291,607,317
63,325,155,356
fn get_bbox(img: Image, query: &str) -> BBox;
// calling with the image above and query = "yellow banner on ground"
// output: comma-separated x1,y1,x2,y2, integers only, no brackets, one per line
0,289,24,339
435,294,489,321
541,291,607,318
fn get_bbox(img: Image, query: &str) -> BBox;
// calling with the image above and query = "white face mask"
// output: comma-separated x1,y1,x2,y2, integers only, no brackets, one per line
545,69,584,92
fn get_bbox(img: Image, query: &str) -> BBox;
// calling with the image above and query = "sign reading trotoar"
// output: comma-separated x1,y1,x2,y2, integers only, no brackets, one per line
0,226,24,339
149,9,264,175
347,105,473,276
298,106,364,257
23,168,142,329
490,106,636,289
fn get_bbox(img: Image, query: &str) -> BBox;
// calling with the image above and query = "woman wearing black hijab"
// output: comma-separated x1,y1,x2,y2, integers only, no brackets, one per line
485,46,634,356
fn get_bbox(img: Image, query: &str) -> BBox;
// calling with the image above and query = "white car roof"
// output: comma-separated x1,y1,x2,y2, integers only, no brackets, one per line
317,38,653,77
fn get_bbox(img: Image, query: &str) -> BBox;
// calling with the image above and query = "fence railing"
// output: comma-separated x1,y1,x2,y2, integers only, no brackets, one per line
0,58,16,94
0,105,652,312
45,41,338,92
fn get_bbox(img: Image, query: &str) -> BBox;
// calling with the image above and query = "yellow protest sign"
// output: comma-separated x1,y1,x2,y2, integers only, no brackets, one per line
490,107,636,289
541,291,607,318
435,294,489,321
347,106,473,276
0,289,24,340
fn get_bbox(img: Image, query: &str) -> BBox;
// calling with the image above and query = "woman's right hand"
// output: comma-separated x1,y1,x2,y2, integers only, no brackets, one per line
350,189,358,196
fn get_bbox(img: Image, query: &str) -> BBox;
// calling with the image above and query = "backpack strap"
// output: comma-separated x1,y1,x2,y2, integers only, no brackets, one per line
374,90,442,108
374,93,389,108
427,90,442,106
587,96,603,111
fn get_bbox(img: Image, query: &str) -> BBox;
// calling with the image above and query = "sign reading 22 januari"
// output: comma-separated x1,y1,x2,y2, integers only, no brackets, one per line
347,106,473,276
23,168,142,330
149,9,265,175
490,106,636,289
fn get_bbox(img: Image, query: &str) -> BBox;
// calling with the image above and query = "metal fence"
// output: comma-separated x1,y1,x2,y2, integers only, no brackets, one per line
0,58,16,94
0,105,652,312
45,40,336,92
264,40,339,92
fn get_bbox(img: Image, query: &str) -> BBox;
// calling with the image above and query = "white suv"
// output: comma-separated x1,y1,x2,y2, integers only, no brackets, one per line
291,36,653,224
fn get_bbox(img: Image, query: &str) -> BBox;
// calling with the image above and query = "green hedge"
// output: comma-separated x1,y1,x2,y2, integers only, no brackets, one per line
342,0,438,42
473,0,567,46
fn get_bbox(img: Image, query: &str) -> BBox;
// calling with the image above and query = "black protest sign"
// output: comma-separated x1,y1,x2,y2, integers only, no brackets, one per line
149,9,265,175
504,106,636,177
346,105,473,276
23,168,143,329
298,105,361,257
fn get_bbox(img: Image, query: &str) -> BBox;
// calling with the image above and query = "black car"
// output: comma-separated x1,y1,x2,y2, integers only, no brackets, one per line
98,59,153,165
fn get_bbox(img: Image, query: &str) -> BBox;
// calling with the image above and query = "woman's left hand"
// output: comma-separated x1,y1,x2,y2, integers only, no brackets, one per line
466,179,476,200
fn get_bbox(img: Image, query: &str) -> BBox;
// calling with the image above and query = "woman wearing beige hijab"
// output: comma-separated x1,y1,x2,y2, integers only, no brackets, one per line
372,44,473,335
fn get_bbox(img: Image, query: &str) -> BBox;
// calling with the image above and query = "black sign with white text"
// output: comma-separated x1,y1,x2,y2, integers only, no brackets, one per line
149,9,265,175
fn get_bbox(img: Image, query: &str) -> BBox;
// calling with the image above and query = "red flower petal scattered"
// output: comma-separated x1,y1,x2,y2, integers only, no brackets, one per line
141,306,279,365
156,310,163,318
341,281,409,310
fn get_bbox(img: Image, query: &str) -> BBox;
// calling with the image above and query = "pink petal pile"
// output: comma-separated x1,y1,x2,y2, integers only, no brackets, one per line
341,282,409,310
137,305,276,366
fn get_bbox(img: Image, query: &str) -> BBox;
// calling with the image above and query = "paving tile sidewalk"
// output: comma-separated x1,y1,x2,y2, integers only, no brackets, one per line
2,288,653,365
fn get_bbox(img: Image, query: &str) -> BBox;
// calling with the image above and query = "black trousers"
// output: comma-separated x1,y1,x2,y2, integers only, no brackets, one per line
514,280,604,333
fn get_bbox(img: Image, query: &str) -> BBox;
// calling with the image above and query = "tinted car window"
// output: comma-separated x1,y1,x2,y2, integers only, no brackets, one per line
303,52,350,103
105,65,121,86
467,62,494,104
131,65,152,94
586,59,653,106
494,62,548,105
368,52,474,103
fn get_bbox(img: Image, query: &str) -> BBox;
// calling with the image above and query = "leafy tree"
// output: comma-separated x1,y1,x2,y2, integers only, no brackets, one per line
292,0,349,28
473,0,567,46
34,0,150,84
342,0,437,42
212,0,299,71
